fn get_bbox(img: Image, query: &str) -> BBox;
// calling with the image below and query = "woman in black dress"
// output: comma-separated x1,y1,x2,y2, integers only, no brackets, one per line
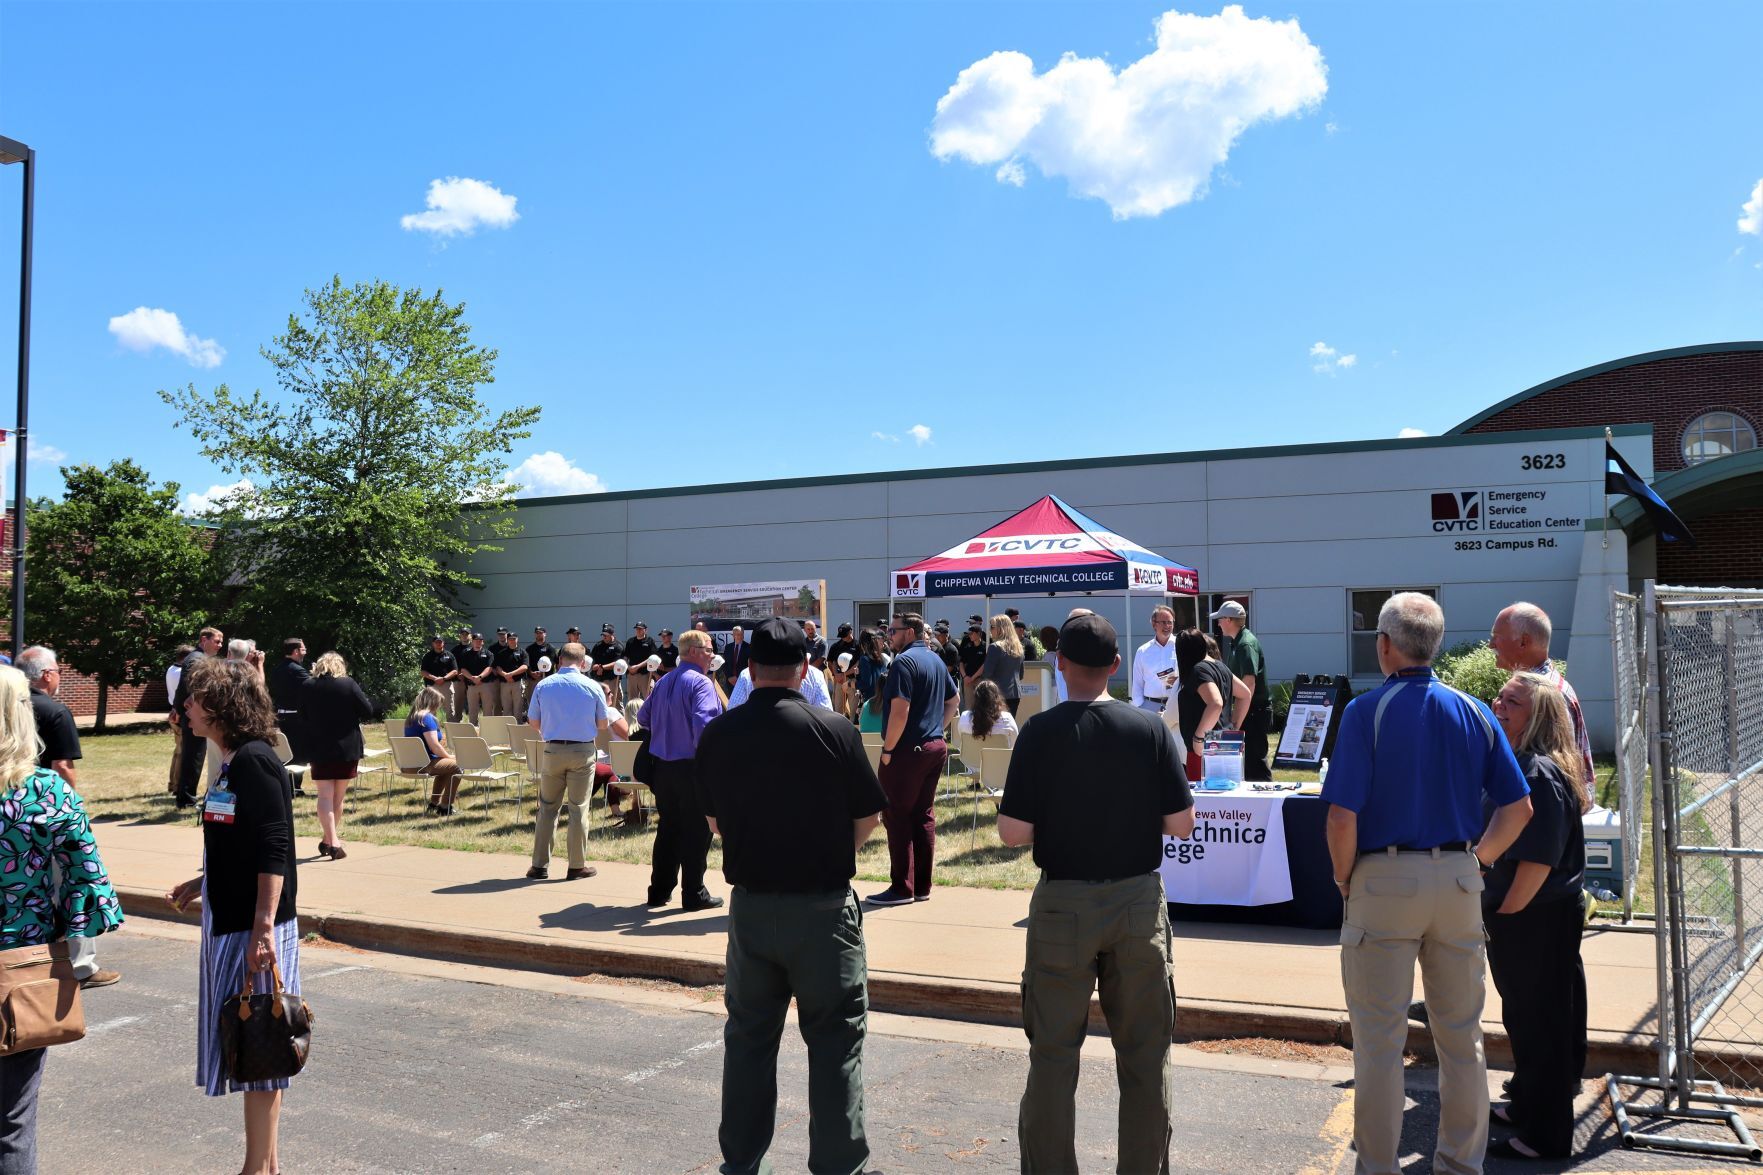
1171,629,1250,781
1485,670,1589,1161
297,652,375,860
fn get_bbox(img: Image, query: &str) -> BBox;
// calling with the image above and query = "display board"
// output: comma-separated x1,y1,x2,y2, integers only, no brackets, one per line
1273,675,1351,769
689,579,826,633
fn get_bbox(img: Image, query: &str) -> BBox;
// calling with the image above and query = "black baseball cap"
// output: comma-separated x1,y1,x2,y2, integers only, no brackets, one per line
1012,619,1027,630
837,622,853,636
456,624,471,633
430,635,444,643
634,620,647,628
601,623,616,634
659,627,674,637
566,625,581,634
966,613,984,626
750,617,809,666
471,632,485,641
1057,614,1118,668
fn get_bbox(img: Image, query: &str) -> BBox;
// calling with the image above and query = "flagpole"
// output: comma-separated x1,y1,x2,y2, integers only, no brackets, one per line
1603,426,1612,551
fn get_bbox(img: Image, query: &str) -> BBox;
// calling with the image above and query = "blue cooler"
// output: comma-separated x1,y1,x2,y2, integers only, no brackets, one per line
1582,806,1624,895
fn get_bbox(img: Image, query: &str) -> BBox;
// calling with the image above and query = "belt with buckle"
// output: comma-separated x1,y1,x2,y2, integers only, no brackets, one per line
547,739,589,745
1360,840,1472,856
1144,696,1168,705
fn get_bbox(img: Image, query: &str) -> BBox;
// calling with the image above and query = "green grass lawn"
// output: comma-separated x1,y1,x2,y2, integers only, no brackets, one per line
77,724,1319,892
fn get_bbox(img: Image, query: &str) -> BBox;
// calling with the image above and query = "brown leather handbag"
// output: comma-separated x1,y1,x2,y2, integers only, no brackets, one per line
0,940,86,1055
220,964,314,1083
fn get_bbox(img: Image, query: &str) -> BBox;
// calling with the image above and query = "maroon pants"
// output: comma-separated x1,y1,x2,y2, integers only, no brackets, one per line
879,739,947,897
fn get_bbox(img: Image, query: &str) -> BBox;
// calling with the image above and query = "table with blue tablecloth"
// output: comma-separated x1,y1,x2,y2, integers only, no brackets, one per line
1160,790,1341,930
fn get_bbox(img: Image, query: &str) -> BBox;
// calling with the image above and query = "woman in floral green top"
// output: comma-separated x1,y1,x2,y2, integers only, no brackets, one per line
0,665,123,1171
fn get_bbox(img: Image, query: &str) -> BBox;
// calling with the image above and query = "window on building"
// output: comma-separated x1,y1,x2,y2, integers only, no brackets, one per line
1170,592,1251,642
1349,587,1439,677
1681,412,1757,466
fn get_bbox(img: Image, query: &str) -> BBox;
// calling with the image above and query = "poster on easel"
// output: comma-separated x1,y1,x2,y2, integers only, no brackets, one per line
689,580,827,649
1274,679,1349,769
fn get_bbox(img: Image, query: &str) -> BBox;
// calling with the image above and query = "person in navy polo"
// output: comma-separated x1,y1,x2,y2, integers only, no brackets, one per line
867,613,959,907
1322,592,1533,1175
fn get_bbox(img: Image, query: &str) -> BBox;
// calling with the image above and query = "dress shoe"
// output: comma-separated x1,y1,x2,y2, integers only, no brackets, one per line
329,845,348,861
79,969,121,990
525,866,548,880
565,866,597,880
682,893,724,912
316,842,334,858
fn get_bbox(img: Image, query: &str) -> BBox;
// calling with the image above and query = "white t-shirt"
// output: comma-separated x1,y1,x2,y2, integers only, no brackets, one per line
958,709,1019,748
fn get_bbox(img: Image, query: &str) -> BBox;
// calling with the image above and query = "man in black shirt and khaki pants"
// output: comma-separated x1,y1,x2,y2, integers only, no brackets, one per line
999,613,1196,1173
697,617,887,1175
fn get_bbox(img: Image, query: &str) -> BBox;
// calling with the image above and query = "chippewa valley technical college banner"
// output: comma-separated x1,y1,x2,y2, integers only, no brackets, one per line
1159,796,1293,906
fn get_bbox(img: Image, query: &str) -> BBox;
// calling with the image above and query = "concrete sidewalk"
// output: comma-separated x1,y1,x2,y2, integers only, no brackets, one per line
92,818,1702,1074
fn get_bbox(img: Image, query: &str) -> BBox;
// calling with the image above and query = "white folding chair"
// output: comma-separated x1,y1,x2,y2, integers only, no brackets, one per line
272,730,309,794
861,730,884,747
972,745,1014,848
606,740,654,825
478,714,515,756
387,736,434,815
864,743,883,776
452,736,518,814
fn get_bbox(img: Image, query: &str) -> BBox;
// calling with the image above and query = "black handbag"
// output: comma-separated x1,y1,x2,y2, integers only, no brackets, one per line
219,963,313,1083
632,734,657,784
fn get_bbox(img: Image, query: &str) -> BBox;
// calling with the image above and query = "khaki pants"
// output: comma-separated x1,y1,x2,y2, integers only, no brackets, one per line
626,670,651,703
465,681,489,724
1018,872,1174,1174
498,679,525,717
1340,848,1488,1175
450,679,470,723
531,742,595,871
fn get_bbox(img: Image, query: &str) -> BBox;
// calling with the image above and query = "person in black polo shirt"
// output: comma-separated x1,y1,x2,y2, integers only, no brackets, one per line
867,613,958,907
589,624,624,708
998,613,1196,1173
456,633,494,723
448,625,473,721
654,628,680,677
697,617,886,1175
802,619,827,670
489,631,527,717
421,635,458,710
523,627,556,718
623,621,659,702
826,623,858,718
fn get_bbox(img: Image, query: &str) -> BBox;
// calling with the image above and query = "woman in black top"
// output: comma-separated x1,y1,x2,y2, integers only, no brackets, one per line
166,657,301,1175
1171,629,1249,780
980,615,1024,716
1485,670,1589,1161
297,651,375,860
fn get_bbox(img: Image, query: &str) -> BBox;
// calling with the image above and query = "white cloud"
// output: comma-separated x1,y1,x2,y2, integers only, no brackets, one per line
929,5,1328,219
401,177,520,237
180,477,255,516
502,452,606,498
1309,340,1356,373
107,307,225,368
872,431,901,443
1325,120,1339,135
0,438,67,500
908,424,933,445
1397,427,1428,439
1740,178,1763,236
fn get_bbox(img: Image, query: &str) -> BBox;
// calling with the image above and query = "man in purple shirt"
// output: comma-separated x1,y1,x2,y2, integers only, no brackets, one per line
642,628,725,911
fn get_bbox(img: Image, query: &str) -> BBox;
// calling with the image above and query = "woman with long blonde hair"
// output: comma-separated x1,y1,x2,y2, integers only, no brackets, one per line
297,651,375,859
981,614,1024,716
1484,670,1589,1161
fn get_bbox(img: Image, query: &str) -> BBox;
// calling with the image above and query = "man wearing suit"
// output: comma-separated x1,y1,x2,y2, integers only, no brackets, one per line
170,626,223,808
720,625,751,692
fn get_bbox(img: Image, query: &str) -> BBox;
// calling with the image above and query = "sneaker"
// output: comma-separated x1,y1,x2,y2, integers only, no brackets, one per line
913,894,931,903
867,888,914,907
80,970,122,990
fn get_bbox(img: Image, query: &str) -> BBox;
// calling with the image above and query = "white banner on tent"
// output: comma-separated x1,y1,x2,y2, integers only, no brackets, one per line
1159,794,1293,906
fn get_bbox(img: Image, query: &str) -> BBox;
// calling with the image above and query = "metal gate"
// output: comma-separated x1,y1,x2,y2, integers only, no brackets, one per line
1608,582,1763,1161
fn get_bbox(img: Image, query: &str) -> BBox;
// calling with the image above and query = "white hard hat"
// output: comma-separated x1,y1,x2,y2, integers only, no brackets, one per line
645,654,662,672
537,656,553,673
710,654,725,672
614,658,630,675
837,651,853,671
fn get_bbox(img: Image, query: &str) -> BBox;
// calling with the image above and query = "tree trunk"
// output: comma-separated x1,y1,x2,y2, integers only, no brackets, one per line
94,681,108,735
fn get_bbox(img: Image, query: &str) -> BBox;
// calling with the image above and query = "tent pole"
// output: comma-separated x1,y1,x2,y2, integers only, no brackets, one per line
1124,591,1132,707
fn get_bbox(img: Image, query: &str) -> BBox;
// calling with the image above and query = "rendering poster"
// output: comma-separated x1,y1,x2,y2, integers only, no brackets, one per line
689,579,827,637
1275,685,1341,767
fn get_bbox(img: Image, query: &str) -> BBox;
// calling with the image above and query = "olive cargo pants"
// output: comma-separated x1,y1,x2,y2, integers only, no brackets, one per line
720,887,869,1175
1018,872,1175,1174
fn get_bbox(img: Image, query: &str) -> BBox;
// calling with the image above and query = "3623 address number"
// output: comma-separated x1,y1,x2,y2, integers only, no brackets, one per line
1520,453,1566,470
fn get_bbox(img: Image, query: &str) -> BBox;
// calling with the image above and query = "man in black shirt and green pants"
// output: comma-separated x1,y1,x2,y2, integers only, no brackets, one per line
999,613,1196,1173
698,617,887,1175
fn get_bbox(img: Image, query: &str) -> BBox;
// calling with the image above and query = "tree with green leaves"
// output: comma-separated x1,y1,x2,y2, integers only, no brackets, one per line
24,460,216,731
159,277,539,705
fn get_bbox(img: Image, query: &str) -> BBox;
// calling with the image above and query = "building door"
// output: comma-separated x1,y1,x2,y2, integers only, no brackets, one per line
855,601,896,635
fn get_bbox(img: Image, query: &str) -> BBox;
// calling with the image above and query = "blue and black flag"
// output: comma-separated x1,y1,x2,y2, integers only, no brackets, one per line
1606,442,1695,545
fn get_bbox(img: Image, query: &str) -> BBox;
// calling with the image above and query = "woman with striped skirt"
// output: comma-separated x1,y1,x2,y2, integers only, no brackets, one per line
167,657,302,1175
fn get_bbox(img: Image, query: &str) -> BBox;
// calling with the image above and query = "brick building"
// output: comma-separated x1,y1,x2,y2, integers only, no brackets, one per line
1454,341,1763,589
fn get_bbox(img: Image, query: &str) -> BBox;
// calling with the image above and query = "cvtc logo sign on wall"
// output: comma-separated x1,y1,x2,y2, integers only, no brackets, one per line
1430,491,1481,533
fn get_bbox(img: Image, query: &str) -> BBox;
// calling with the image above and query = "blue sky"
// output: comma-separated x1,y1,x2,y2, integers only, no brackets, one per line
1,1,1760,507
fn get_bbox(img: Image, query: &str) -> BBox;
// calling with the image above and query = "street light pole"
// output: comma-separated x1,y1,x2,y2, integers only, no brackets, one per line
0,136,32,654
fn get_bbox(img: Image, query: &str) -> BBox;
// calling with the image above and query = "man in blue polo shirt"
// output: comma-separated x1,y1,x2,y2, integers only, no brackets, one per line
525,643,628,882
868,613,959,907
1322,592,1532,1175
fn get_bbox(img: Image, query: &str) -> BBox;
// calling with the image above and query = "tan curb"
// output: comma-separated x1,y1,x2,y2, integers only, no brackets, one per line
109,886,1676,1078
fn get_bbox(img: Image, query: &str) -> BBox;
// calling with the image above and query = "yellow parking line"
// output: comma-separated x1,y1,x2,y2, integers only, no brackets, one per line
1298,1087,1355,1175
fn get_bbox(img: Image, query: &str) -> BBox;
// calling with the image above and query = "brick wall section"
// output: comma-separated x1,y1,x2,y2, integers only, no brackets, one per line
1657,507,1763,589
1462,349,1763,474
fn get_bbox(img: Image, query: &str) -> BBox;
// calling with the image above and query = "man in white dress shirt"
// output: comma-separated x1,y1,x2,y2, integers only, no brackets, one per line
1129,605,1179,714
726,661,836,711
